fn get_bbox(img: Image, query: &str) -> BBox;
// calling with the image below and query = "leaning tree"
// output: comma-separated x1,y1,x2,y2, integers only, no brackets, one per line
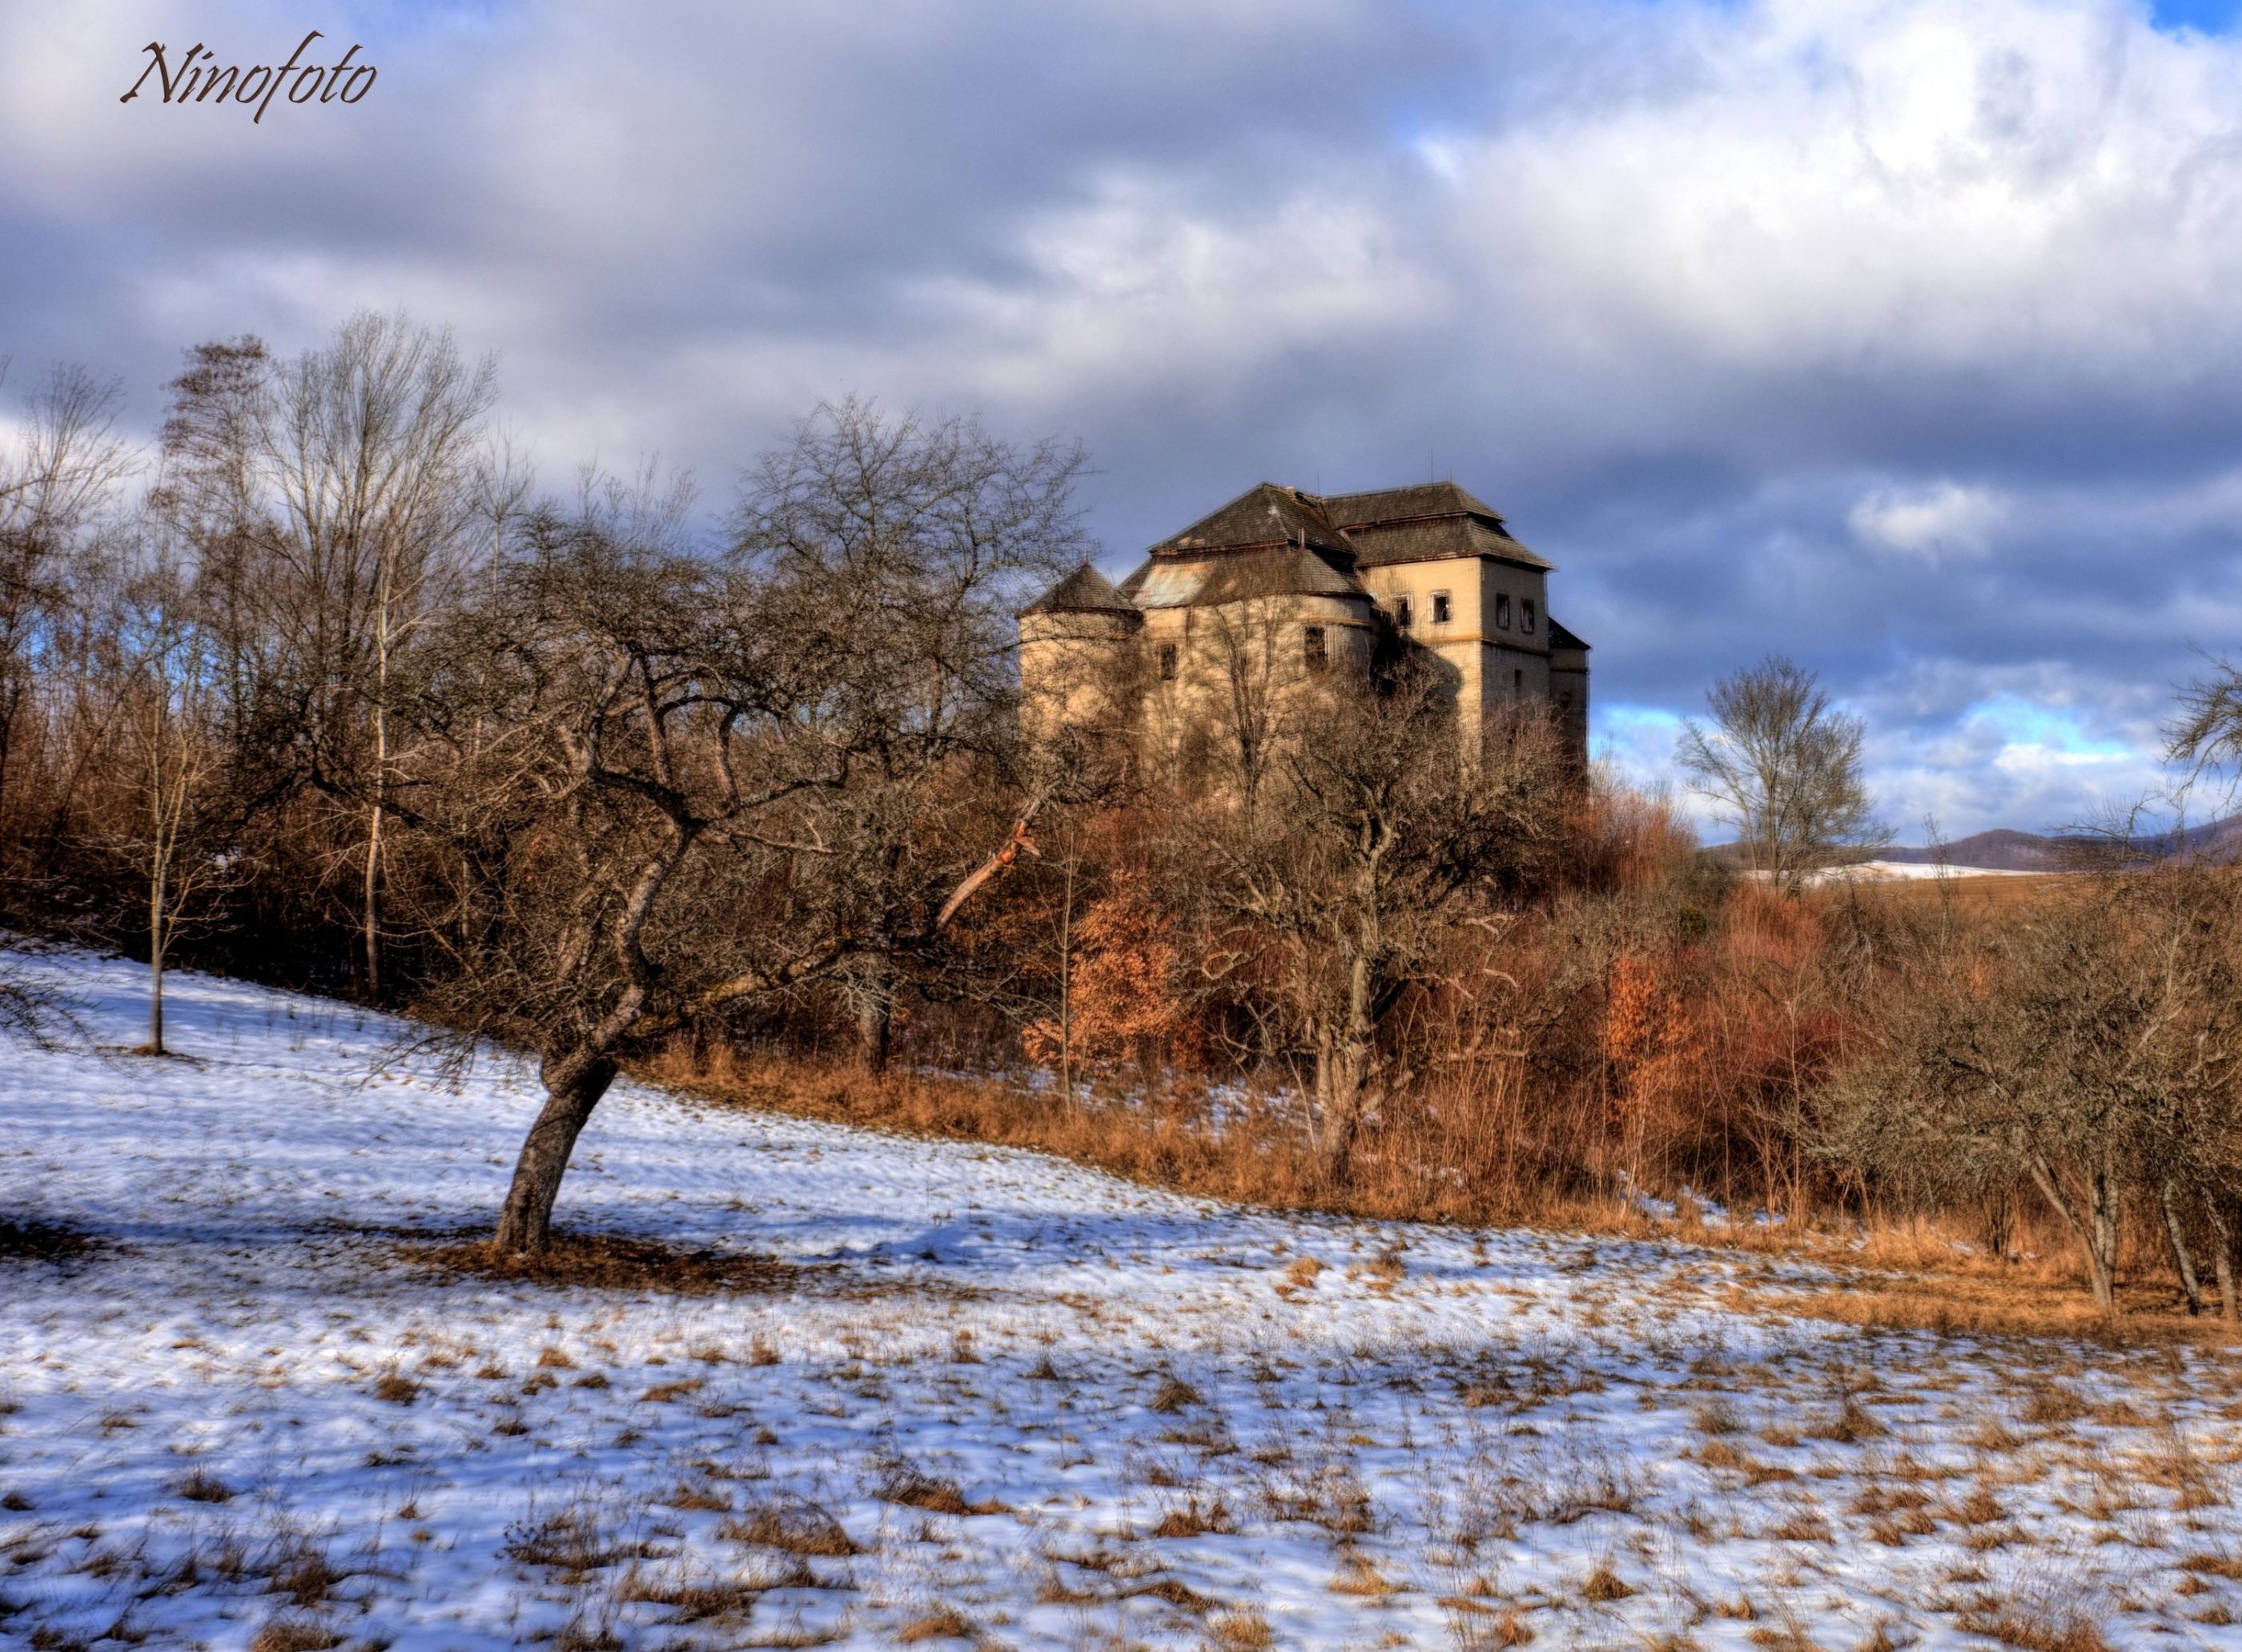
387,423,1081,1255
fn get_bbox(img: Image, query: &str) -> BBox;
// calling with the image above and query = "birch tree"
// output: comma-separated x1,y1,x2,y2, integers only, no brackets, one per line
155,316,496,999
112,540,233,1055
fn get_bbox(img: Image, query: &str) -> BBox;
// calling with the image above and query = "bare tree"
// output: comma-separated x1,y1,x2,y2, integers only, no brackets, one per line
731,399,1089,1074
0,363,132,838
2168,652,2242,789
1191,663,1563,1183
152,316,496,1000
108,535,237,1055
386,472,1051,1255
1818,862,2242,1314
1679,655,1886,894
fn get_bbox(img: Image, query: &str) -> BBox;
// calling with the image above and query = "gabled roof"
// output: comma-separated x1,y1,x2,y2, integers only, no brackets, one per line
1117,542,1369,610
1020,562,1139,617
1322,480,1501,526
1148,483,1354,557
1344,513,1553,573
1142,479,1553,573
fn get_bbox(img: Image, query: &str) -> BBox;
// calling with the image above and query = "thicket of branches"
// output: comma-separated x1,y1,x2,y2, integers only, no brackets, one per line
4,314,2241,1317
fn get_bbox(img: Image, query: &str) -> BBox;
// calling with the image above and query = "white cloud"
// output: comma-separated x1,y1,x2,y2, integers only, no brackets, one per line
1846,480,2007,561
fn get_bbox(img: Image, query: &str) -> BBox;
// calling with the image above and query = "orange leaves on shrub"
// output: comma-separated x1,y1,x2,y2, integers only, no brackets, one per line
1604,953,1696,1126
1023,871,1203,1075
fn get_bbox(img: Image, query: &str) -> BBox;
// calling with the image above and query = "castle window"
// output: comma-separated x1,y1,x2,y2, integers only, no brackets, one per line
1514,668,1524,693
1430,590,1452,625
1521,598,1537,635
1303,625,1328,673
1494,593,1512,629
1158,642,1178,681
1393,595,1412,631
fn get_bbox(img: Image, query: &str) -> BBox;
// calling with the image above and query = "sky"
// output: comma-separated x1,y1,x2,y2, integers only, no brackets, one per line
8,0,2242,840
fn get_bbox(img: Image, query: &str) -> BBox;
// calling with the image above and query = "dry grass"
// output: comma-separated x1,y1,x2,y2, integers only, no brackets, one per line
500,1501,661,1579
875,1465,1004,1517
719,1497,862,1557
1151,1374,1203,1413
1581,1562,1635,1602
1739,1264,2240,1348
651,1047,2242,1350
1203,1609,1277,1650
894,1605,974,1642
372,1371,419,1405
247,1618,345,1652
173,1468,234,1505
1952,1607,2112,1652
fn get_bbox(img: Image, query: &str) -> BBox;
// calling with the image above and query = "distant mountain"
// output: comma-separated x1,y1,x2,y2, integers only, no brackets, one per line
1885,817,2242,870
1882,829,2072,871
1699,816,2242,873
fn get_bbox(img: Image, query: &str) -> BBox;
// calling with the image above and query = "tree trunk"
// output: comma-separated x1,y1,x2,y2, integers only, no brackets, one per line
2206,1192,2239,1324
2161,1177,2204,1316
1981,1186,2014,1263
490,1047,619,1256
147,858,167,1057
1315,943,1381,1186
364,693,387,1001
1057,852,1074,1108
1315,1031,1368,1185
363,797,384,1001
856,961,893,1079
2086,1163,2120,1313
2026,1156,2116,1312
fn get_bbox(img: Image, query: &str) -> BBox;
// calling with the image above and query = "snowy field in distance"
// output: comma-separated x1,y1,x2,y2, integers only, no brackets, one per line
3,945,2241,1650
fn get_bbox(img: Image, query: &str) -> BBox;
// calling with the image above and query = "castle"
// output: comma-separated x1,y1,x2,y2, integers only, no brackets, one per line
1019,480,1589,773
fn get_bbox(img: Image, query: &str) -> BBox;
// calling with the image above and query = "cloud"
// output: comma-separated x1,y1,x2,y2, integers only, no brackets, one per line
1847,480,2007,562
3,0,2240,837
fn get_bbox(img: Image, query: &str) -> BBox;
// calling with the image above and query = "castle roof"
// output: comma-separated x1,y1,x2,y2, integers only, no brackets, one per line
1143,480,1553,573
1322,480,1501,524
1147,482,1356,558
1018,476,1568,620
1547,617,1591,652
1019,562,1139,617
1118,541,1368,609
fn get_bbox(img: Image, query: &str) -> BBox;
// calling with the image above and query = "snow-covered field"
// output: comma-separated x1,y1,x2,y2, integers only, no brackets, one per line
1789,862,2044,886
4,947,2241,1652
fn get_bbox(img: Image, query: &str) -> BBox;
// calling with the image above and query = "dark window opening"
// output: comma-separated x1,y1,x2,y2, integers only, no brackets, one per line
1521,598,1537,636
1158,642,1178,681
1430,590,1452,625
1393,595,1412,631
1494,593,1512,629
1513,668,1525,693
1304,625,1328,673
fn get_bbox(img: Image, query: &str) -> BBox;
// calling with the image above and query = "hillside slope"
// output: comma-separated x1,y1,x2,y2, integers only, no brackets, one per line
2,947,2239,1649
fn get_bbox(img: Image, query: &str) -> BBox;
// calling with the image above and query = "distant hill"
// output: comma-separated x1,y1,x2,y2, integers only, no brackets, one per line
1884,817,2242,870
1704,816,2242,873
1882,829,2074,871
